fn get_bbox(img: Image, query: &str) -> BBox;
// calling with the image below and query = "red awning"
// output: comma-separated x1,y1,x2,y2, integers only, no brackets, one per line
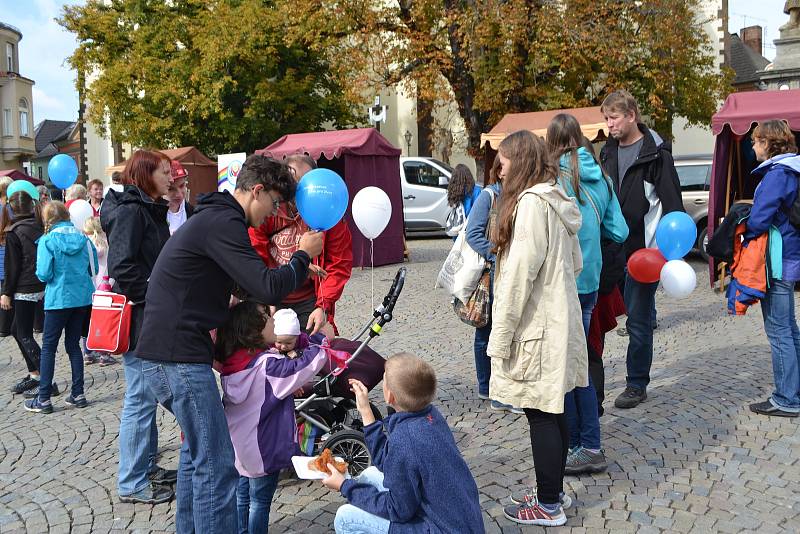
0,169,45,186
259,128,401,160
711,89,800,136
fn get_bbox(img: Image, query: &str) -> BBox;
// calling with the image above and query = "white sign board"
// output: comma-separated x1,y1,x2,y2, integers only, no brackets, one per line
217,152,247,193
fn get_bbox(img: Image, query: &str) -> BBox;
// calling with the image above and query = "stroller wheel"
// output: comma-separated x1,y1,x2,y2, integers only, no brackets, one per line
324,430,372,477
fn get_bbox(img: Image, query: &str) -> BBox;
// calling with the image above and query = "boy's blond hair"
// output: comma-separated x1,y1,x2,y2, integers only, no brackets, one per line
384,353,437,412
600,89,641,123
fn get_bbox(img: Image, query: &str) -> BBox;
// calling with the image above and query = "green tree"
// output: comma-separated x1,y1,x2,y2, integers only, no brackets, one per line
59,0,359,156
287,0,731,158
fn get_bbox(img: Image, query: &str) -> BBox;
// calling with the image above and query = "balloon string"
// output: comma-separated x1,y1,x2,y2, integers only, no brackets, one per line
370,239,375,313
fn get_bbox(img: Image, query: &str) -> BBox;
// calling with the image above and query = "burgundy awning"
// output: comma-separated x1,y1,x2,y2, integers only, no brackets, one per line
0,169,45,186
711,89,800,136
260,128,401,160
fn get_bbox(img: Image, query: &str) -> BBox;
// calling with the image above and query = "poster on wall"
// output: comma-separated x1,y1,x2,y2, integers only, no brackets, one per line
217,152,247,193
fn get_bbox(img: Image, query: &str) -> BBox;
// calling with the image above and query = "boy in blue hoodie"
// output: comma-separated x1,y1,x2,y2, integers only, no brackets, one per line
321,353,484,534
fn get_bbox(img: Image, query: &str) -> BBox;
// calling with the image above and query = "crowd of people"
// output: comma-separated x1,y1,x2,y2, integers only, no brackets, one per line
2,88,798,532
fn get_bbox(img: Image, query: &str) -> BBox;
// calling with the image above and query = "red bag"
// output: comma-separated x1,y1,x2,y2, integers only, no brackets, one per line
86,291,133,354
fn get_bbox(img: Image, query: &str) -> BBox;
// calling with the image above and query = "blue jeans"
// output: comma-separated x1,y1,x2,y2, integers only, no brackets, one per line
143,361,239,534
761,278,800,411
117,352,159,496
565,292,601,450
473,268,494,397
37,306,88,402
334,467,390,534
624,273,659,390
237,474,280,534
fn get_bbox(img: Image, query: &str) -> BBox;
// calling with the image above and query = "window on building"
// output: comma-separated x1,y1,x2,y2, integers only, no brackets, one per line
2,109,11,136
18,98,29,136
6,43,13,72
38,166,42,179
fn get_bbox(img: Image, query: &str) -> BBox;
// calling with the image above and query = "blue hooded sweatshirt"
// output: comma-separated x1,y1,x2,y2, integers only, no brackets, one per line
558,147,629,293
36,221,99,310
745,153,800,281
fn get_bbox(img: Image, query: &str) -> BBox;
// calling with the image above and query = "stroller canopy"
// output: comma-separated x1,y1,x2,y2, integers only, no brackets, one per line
258,128,405,267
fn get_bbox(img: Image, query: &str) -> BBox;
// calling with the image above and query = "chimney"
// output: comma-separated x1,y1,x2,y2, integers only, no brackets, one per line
741,25,763,56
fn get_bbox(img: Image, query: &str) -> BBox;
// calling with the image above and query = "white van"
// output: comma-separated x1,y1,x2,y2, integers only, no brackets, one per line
399,157,452,234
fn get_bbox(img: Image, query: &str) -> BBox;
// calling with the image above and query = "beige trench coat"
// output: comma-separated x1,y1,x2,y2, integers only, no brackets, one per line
487,183,588,413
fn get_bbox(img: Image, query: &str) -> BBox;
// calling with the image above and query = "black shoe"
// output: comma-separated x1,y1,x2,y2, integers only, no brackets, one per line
614,386,646,409
749,400,799,418
23,382,61,399
64,394,88,408
11,376,40,394
119,483,174,504
148,466,178,485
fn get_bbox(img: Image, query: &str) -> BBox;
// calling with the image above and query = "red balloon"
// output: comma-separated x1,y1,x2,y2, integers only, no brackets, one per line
627,248,667,283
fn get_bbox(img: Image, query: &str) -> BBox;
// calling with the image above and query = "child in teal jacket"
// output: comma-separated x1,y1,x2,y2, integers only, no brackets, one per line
25,201,98,414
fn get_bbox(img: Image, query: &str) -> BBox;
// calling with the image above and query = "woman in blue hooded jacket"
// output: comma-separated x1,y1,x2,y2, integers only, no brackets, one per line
25,201,98,414
745,120,800,418
546,114,628,475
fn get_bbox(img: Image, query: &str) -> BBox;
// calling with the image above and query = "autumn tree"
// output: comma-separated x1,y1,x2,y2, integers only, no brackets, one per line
286,0,731,159
59,0,359,155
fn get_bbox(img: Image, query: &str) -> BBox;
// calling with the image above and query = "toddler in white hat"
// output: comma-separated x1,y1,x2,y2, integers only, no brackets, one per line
273,308,301,358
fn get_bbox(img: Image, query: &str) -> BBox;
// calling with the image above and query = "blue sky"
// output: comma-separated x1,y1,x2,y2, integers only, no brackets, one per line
0,0,791,124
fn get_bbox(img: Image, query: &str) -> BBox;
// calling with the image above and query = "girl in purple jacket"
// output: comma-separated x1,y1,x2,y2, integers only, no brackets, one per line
216,301,327,533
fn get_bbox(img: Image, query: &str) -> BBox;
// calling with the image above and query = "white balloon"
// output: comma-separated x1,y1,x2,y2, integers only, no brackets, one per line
660,260,696,299
352,187,392,239
69,199,94,230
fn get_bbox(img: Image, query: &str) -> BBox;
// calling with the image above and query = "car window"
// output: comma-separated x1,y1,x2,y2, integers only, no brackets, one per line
403,161,449,189
676,164,710,192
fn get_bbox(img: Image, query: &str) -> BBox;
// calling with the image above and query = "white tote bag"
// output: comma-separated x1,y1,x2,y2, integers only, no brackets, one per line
436,189,494,302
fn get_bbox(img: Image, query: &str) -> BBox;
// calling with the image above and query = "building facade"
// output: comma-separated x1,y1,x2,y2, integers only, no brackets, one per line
0,21,35,171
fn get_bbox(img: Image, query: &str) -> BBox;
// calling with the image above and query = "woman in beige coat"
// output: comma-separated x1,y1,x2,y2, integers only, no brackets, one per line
487,130,588,527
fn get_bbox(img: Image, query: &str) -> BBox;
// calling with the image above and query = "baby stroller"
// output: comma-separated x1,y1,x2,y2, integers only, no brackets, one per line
295,267,406,476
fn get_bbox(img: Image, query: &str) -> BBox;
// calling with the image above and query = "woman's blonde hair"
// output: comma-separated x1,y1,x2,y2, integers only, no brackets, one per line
42,201,71,232
65,184,87,201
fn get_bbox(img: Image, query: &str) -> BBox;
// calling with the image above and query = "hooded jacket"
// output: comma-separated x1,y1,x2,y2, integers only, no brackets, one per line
3,215,45,297
558,148,629,294
745,153,800,281
100,185,170,303
135,192,312,365
36,221,99,311
220,335,327,478
600,125,684,257
249,204,353,334
487,183,588,413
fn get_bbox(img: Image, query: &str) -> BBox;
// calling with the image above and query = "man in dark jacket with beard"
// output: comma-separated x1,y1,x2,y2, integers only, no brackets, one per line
600,90,683,409
135,155,323,533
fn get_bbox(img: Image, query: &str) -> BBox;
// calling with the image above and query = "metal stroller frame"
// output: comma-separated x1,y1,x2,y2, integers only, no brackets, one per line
295,267,406,475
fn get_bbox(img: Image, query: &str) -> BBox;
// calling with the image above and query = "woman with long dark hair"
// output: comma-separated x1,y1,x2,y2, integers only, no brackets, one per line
487,130,587,526
544,114,628,475
1,191,50,395
447,163,482,217
101,149,175,504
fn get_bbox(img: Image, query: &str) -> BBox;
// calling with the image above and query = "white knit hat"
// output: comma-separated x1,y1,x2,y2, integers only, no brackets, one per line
273,308,301,337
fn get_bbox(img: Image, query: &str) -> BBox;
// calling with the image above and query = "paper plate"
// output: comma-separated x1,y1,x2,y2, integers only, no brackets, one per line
291,455,350,480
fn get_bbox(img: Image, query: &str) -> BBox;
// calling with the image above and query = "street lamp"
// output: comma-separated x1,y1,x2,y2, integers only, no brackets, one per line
404,130,413,155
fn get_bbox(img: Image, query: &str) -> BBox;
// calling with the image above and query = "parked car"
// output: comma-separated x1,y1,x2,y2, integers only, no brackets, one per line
674,155,711,261
400,157,452,234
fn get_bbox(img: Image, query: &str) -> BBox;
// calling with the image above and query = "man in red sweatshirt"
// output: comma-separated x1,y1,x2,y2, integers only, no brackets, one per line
249,154,353,335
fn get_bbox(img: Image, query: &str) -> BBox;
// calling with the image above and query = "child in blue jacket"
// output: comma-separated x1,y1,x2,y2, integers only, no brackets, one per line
25,201,98,414
322,353,484,534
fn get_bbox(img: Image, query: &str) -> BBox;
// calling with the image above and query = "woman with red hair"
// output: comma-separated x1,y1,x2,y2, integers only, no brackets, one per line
100,149,175,504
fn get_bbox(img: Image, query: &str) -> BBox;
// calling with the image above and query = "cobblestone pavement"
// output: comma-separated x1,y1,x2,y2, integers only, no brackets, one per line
1,237,799,533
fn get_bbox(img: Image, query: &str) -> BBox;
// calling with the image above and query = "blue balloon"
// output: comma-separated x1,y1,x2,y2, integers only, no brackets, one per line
48,154,79,190
656,211,697,261
6,180,40,201
295,168,349,231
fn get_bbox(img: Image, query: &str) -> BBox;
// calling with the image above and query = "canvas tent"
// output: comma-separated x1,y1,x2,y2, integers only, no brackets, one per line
106,146,217,204
258,128,404,267
707,89,800,284
480,106,608,183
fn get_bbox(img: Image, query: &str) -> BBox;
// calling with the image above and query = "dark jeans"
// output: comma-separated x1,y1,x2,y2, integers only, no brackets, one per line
565,292,601,450
623,274,659,390
34,299,44,332
473,268,494,397
37,306,88,401
237,474,280,534
11,299,41,373
761,278,800,411
524,408,568,505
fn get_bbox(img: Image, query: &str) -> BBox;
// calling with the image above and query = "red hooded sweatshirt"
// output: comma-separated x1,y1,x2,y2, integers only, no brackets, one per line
249,204,353,334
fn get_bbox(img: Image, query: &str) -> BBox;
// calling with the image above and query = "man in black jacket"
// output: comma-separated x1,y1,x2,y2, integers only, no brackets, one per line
136,155,324,533
600,90,684,409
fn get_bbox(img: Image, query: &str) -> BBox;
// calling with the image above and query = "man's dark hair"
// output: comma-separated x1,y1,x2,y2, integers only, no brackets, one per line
286,153,317,170
236,154,296,201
